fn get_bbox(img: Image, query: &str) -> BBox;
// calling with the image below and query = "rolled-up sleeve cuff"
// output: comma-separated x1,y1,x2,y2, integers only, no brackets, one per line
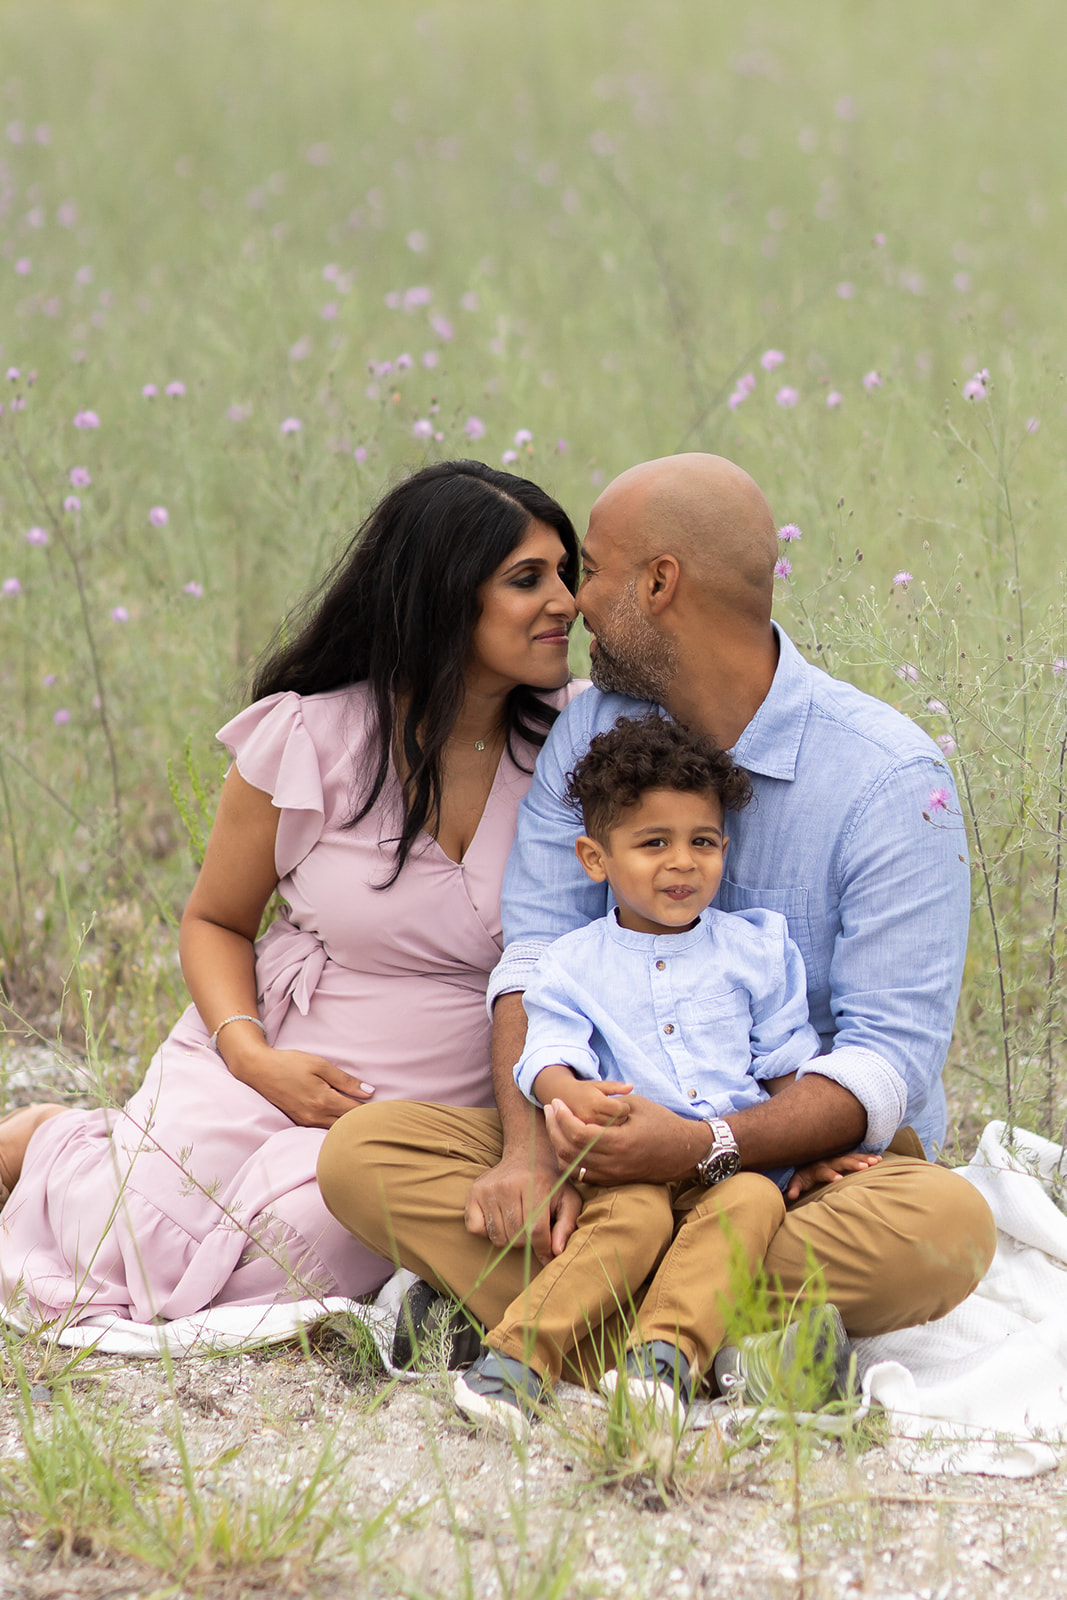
796,1046,908,1153
486,940,552,1016
515,1046,601,1104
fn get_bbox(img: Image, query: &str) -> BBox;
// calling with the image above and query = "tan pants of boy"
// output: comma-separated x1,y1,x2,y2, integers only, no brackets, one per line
317,1103,997,1388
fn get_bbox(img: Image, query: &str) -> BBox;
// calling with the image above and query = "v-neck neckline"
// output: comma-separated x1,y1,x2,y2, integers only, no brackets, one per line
414,744,509,869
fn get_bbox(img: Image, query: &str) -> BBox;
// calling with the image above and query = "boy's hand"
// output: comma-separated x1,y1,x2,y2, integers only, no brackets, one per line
785,1149,882,1202
552,1079,633,1129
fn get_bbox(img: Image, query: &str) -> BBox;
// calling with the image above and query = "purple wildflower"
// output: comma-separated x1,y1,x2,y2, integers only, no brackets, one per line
395,352,413,371
5,367,19,381
227,404,251,422
926,698,947,714
761,349,785,371
501,449,519,464
464,417,487,440
777,524,802,542
142,383,158,399
514,428,533,446
836,282,855,299
863,371,883,393
148,506,169,527
321,302,339,320
936,734,957,757
412,419,434,440
422,351,439,369
165,380,186,398
776,386,799,408
183,581,204,598
430,313,454,341
73,409,100,429
927,788,949,813
893,571,913,587
70,467,91,488
42,673,56,687
963,369,989,401
289,337,311,362
1053,658,1067,675
826,391,843,409
895,665,921,683
403,286,432,310
53,708,70,726
353,446,367,464
14,258,30,276
25,527,47,546
279,417,302,434
1026,417,1041,435
460,292,480,312
111,606,129,623
2,577,22,596
63,495,81,513
774,557,792,579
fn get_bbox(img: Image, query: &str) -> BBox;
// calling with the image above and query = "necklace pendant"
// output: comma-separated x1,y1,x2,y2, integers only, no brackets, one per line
474,739,486,752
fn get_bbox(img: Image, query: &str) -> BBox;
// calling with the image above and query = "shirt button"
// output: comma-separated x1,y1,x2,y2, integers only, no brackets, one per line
687,1087,697,1100
663,1023,675,1035
655,960,666,971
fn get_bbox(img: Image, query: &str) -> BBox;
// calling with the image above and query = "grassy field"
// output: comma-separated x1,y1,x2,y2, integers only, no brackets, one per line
1,1,1067,1592
4,0,1067,1126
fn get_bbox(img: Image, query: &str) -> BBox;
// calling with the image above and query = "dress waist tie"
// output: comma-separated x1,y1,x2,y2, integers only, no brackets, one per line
254,916,330,1046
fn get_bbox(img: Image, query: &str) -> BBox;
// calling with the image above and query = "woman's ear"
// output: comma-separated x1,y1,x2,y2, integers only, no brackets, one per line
575,834,609,883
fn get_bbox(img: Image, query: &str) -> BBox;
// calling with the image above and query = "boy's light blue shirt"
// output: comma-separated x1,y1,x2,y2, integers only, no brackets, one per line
515,905,822,1123
489,625,970,1156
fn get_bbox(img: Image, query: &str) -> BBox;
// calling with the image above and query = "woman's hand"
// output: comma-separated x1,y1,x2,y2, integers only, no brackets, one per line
232,1044,376,1129
785,1149,882,1202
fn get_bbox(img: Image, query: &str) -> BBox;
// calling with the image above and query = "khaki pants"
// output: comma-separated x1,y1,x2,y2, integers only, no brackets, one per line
317,1103,997,1388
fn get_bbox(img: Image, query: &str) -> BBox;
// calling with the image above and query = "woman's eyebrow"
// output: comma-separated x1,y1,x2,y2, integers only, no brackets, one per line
499,555,547,577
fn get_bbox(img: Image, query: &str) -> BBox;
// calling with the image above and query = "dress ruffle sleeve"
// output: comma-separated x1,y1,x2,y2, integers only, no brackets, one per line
216,692,326,879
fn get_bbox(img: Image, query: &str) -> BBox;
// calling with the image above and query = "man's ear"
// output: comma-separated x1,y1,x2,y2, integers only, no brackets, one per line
575,834,609,883
644,553,680,614
722,835,729,855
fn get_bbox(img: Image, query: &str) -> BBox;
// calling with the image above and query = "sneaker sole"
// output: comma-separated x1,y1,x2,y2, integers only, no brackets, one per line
600,1369,690,1427
453,1372,532,1437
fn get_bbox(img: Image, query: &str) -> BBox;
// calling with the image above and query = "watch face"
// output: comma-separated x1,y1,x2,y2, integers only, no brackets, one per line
703,1147,740,1184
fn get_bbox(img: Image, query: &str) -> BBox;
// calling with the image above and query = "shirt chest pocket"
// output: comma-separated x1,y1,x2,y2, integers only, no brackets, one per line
674,987,752,1063
716,878,827,991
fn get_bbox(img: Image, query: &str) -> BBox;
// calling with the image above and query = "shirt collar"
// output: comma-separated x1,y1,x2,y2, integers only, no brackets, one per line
605,906,710,953
730,622,813,782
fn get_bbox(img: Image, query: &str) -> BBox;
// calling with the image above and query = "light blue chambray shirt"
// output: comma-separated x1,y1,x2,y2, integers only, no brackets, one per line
514,906,821,1122
488,625,970,1156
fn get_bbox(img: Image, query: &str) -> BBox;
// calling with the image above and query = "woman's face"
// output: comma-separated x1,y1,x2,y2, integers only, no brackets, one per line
468,520,577,695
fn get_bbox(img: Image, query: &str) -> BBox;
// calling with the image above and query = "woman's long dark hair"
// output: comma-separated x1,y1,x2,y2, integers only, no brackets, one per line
251,459,580,884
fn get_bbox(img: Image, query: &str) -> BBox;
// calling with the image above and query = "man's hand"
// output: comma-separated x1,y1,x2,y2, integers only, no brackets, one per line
544,1094,711,1186
464,1149,581,1265
785,1149,882,1202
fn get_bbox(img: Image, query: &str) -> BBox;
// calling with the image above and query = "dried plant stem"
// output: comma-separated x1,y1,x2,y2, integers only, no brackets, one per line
1044,715,1067,1136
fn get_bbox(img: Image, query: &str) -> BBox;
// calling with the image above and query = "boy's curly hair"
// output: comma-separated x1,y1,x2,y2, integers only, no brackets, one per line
566,713,753,841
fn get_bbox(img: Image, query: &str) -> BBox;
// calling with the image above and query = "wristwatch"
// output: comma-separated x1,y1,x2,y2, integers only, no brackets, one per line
695,1117,740,1187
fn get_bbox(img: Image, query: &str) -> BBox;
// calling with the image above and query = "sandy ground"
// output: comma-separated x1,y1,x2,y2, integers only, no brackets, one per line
0,1046,1064,1598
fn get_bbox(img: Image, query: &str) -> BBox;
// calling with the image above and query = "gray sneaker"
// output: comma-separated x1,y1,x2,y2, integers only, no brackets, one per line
391,1278,483,1371
600,1340,693,1425
713,1304,854,1410
453,1349,546,1435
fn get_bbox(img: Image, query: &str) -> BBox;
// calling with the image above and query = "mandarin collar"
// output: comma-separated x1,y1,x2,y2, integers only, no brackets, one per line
604,906,711,954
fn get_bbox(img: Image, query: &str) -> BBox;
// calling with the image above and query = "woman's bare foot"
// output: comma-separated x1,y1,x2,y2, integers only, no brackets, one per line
0,1104,67,1203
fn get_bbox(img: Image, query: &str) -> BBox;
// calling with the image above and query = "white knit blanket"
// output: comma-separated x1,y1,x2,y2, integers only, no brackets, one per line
6,1120,1065,1478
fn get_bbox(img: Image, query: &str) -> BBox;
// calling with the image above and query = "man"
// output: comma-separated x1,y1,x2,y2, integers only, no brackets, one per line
319,453,996,1385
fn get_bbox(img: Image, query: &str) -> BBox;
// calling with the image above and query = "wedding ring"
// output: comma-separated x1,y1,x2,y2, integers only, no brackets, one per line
578,1166,588,1182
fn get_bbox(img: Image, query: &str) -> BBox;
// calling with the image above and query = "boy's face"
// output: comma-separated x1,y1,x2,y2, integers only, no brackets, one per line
575,787,727,937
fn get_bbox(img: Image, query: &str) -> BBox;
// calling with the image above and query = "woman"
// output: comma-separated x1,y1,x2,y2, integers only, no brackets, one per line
0,460,582,1325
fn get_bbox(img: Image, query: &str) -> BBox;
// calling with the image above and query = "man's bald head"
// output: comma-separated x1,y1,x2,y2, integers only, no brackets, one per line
589,453,779,620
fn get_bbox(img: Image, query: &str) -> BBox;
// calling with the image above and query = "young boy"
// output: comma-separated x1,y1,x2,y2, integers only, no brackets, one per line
455,713,836,1431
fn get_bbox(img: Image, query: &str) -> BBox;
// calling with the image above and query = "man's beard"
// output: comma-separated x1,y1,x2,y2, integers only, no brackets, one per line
587,580,677,703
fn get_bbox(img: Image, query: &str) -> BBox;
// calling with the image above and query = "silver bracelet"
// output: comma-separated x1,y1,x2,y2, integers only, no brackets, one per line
210,1013,266,1051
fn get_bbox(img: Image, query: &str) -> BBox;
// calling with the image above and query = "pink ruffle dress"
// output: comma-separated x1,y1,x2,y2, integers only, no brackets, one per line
0,682,580,1324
